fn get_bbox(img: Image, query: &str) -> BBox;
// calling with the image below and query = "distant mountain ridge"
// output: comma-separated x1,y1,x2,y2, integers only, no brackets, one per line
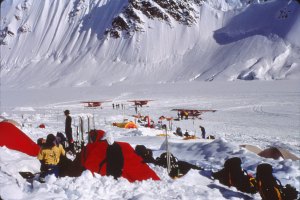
0,0,299,88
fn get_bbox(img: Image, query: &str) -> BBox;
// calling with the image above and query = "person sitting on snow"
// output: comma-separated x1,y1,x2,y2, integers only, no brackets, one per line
37,138,46,147
174,127,183,137
37,134,66,182
184,130,190,137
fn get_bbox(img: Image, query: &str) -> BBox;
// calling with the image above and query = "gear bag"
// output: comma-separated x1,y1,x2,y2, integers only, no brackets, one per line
134,145,155,163
256,163,298,200
98,142,124,179
155,152,180,178
212,157,257,194
155,152,203,178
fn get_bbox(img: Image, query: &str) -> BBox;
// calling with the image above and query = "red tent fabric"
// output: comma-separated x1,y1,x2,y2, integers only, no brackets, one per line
0,122,40,156
81,141,160,182
88,130,105,143
38,123,46,128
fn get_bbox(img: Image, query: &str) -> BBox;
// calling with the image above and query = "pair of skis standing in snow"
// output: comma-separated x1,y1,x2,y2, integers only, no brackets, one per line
21,110,90,182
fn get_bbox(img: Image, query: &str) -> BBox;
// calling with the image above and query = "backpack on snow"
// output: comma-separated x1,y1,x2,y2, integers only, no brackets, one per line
212,157,257,194
98,142,124,179
256,163,298,200
135,145,155,164
155,152,181,178
106,142,124,179
155,152,203,178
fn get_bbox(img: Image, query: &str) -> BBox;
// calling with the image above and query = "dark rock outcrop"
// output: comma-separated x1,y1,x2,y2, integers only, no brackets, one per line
106,0,204,38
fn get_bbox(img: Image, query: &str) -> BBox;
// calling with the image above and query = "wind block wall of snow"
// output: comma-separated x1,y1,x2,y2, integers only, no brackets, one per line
0,0,300,88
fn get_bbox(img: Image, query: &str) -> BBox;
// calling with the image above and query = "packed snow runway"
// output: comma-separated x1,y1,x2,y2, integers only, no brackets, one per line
0,81,299,200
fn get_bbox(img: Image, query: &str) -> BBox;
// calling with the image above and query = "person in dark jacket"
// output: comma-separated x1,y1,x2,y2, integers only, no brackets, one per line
200,126,206,139
64,110,74,153
98,132,124,179
175,127,183,137
106,142,124,179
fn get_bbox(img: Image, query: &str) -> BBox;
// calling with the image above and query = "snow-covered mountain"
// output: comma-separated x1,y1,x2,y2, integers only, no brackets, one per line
1,0,300,88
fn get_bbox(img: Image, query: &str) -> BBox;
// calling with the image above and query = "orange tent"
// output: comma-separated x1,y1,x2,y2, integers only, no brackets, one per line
113,121,138,129
124,121,138,129
0,122,40,156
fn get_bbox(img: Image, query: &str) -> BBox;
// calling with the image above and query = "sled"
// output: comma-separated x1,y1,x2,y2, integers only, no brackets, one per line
183,135,199,140
19,171,44,183
156,133,170,137
19,171,37,179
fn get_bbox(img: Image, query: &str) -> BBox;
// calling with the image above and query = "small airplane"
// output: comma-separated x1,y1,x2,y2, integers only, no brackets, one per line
172,109,217,118
81,101,111,108
127,100,153,107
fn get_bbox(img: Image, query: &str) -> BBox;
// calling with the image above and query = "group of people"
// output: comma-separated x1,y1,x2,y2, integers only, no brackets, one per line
174,127,190,137
112,103,125,110
36,110,75,182
34,110,299,200
36,109,126,181
177,111,189,120
174,125,206,139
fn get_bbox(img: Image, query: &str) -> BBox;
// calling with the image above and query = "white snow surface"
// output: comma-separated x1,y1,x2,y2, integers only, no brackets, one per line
0,0,300,199
0,0,300,88
0,80,300,200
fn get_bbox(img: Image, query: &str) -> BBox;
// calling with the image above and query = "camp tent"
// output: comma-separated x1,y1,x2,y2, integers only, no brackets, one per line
124,121,138,129
240,145,299,161
81,141,160,182
0,121,40,156
38,123,46,128
2,119,21,128
112,121,138,129
88,129,105,143
240,144,263,154
258,147,300,161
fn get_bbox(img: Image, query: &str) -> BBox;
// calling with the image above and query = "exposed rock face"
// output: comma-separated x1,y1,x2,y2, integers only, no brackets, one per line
106,0,204,38
0,27,14,45
105,4,144,38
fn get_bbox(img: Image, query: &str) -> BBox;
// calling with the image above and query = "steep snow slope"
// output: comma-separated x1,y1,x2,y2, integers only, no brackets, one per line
0,0,299,88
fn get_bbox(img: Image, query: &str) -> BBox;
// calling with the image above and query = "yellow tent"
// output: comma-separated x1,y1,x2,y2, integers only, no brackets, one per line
113,121,138,129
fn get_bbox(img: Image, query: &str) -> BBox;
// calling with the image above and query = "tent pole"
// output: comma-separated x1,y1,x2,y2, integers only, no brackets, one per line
164,125,171,174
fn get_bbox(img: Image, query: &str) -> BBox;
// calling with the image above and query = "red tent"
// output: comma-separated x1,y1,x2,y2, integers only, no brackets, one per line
38,123,46,128
88,130,105,143
81,141,160,182
0,122,40,157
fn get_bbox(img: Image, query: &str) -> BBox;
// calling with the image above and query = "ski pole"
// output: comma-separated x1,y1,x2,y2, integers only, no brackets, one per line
93,112,95,130
88,116,90,132
163,124,171,174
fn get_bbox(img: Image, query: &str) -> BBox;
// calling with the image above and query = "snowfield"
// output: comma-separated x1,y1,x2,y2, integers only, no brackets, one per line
1,0,300,199
1,0,300,87
0,81,299,200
